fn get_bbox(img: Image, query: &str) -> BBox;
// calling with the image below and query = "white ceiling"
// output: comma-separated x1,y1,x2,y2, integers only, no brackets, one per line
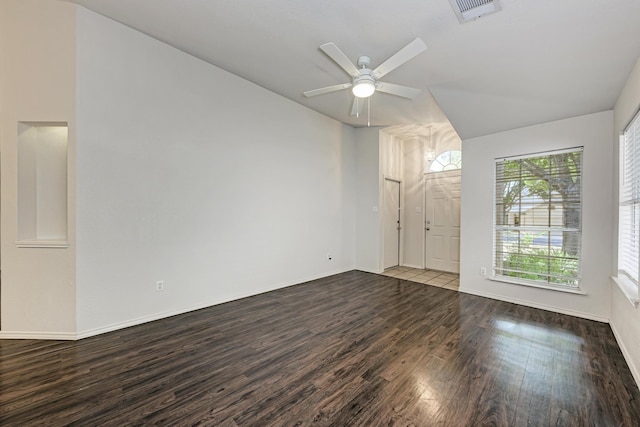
69,0,640,139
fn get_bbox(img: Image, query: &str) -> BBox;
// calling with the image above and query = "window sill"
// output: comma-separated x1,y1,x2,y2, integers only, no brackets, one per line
16,240,68,249
611,275,640,308
490,275,587,295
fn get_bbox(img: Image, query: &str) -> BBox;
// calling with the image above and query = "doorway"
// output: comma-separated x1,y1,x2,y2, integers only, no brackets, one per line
424,170,461,273
383,178,401,269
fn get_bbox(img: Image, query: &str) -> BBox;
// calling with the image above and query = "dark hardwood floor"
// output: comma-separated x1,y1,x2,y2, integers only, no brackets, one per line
1,271,639,426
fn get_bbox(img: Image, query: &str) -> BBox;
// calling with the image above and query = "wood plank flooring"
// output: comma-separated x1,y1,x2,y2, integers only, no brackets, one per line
1,270,639,426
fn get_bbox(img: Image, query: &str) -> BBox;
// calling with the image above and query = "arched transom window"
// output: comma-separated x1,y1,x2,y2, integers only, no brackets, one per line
429,150,462,173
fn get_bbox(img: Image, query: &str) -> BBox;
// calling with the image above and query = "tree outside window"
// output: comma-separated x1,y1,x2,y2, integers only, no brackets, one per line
494,148,582,288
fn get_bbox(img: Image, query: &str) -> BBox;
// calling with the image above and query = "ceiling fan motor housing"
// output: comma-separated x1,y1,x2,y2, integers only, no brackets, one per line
357,55,372,68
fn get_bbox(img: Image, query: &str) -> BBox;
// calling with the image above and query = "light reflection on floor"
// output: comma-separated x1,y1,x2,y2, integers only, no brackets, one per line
382,266,459,290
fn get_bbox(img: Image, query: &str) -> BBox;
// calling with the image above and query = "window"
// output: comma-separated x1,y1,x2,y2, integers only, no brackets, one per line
619,111,640,289
429,150,462,173
494,148,583,289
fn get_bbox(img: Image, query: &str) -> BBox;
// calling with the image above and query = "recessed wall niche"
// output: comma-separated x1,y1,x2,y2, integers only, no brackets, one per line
17,122,68,247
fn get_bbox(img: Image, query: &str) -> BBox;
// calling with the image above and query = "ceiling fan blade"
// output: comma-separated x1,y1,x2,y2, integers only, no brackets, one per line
303,83,352,97
372,38,427,79
350,97,365,116
320,43,360,77
376,82,422,99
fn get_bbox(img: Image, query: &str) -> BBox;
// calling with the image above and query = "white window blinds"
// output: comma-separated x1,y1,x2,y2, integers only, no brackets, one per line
619,111,640,285
494,148,583,288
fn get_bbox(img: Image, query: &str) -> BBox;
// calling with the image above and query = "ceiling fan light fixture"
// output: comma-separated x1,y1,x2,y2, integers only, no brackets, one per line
352,78,376,98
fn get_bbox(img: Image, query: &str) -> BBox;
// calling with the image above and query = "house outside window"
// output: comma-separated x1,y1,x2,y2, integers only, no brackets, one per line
494,147,583,290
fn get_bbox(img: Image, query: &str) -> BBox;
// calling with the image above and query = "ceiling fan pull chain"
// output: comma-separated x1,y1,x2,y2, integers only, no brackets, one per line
368,97,371,127
356,98,360,118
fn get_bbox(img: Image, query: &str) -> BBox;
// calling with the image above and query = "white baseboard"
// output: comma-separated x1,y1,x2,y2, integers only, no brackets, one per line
356,267,384,274
0,268,355,341
77,267,354,340
75,301,221,339
609,321,640,389
458,286,610,323
0,331,77,340
401,263,424,269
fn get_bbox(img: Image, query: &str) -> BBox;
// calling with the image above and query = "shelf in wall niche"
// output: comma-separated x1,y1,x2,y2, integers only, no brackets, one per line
16,240,69,249
18,122,69,244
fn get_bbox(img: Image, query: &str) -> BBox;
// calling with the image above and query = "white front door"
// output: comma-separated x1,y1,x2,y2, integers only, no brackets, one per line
384,179,401,269
425,171,461,273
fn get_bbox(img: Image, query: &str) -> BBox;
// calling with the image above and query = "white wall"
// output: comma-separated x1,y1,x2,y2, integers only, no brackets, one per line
0,0,77,337
354,127,383,273
402,137,425,268
17,125,39,240
354,128,409,274
460,111,614,322
380,131,403,180
426,126,463,172
611,57,640,386
75,8,356,335
380,131,403,270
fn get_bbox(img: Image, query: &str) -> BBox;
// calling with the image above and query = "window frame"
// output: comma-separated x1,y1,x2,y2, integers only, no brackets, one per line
492,147,584,294
616,109,640,307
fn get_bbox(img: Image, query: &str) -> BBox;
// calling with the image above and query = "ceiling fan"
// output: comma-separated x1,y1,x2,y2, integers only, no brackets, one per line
304,38,427,116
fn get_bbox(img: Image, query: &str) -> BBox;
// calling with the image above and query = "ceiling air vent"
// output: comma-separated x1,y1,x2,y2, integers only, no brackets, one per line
448,0,502,23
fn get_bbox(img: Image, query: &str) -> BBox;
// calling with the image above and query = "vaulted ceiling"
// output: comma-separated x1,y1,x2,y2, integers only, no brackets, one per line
69,0,640,139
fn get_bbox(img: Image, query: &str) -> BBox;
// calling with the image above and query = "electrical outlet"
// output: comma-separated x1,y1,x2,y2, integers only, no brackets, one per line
156,280,164,292
480,267,487,276
327,253,333,261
